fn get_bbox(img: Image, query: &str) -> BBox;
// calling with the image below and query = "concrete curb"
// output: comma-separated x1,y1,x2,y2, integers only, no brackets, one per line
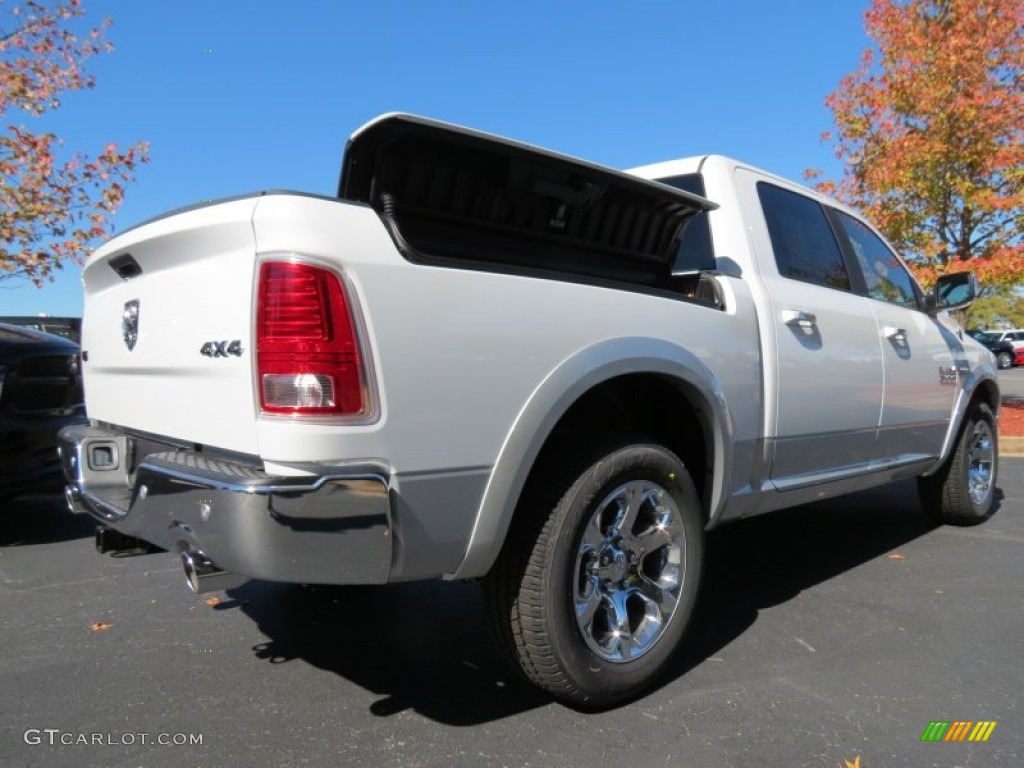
1000,436,1024,457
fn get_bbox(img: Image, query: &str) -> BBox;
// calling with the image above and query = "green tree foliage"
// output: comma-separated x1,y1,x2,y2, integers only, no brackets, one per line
965,287,1024,329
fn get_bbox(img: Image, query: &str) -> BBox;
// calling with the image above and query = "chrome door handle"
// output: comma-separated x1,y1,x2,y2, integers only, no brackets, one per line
782,310,817,329
884,326,908,345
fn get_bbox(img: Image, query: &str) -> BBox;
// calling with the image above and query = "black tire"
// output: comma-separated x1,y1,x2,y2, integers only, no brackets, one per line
917,402,998,525
484,437,704,707
996,351,1012,370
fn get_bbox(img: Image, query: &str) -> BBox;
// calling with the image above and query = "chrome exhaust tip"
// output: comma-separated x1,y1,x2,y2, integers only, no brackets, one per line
181,551,245,594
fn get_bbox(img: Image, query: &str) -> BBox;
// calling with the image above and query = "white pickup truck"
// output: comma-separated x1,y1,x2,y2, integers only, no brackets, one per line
59,114,1000,706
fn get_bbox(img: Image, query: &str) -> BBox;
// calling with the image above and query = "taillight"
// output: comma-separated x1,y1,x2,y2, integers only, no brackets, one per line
257,260,369,417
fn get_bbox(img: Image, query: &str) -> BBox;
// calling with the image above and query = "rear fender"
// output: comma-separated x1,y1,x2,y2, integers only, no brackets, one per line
450,336,731,579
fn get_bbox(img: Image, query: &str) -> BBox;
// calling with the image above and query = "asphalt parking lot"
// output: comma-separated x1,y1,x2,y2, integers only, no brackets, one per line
1,458,1021,768
999,366,1024,402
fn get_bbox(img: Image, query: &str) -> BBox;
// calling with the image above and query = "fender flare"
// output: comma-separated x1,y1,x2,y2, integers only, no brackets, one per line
924,369,1000,476
451,336,733,579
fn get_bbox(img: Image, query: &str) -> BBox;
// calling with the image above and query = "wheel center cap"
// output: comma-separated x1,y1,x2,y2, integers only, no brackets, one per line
599,546,628,583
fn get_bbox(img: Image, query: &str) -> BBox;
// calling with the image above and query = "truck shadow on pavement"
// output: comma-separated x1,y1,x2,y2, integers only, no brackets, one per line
662,478,976,686
223,477,999,724
0,491,95,547
226,577,550,723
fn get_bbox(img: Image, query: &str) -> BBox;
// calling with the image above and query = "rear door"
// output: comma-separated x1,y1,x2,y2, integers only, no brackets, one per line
740,172,884,490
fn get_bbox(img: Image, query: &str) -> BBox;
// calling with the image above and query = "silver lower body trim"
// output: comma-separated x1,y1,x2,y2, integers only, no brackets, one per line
771,453,936,493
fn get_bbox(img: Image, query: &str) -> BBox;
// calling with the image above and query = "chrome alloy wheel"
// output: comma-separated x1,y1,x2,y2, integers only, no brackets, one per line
967,418,995,506
572,479,685,663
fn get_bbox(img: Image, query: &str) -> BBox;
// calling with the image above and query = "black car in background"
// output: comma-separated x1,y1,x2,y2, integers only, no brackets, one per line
0,315,81,343
966,329,1016,370
0,323,86,502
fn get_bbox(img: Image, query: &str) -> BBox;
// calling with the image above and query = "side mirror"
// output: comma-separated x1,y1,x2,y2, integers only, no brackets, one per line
932,272,978,312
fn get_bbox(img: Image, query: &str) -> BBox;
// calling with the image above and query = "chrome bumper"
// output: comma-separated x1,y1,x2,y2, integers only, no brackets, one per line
58,424,393,585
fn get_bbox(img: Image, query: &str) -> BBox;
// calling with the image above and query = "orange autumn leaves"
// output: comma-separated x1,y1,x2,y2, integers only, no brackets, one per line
0,0,147,286
809,0,1024,289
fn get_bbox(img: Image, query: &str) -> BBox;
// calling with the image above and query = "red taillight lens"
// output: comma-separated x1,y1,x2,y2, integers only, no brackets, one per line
257,261,367,416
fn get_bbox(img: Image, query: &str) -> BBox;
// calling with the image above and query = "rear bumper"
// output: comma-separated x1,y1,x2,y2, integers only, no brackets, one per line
57,423,393,585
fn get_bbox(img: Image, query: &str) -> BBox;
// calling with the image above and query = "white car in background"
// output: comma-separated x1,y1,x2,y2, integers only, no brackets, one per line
986,329,1024,351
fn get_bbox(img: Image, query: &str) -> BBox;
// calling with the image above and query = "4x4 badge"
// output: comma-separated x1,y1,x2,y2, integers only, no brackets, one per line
200,340,243,358
122,300,140,351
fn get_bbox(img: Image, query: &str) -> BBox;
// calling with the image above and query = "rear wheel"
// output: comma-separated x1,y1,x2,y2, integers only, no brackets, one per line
918,402,998,525
996,351,1012,370
485,438,704,707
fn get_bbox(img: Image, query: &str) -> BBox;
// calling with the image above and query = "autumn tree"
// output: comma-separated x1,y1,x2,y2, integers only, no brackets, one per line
809,0,1024,289
0,0,146,286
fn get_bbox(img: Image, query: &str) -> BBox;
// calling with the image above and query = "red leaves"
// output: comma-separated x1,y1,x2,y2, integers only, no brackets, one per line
813,0,1024,290
0,0,148,285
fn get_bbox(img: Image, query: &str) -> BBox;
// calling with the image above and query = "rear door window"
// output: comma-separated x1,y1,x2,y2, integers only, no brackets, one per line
756,182,852,291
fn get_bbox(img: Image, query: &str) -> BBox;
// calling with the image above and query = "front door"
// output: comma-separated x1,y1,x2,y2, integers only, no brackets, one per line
830,211,956,461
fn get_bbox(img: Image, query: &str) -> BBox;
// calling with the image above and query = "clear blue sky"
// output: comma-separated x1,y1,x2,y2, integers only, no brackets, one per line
1,0,872,317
